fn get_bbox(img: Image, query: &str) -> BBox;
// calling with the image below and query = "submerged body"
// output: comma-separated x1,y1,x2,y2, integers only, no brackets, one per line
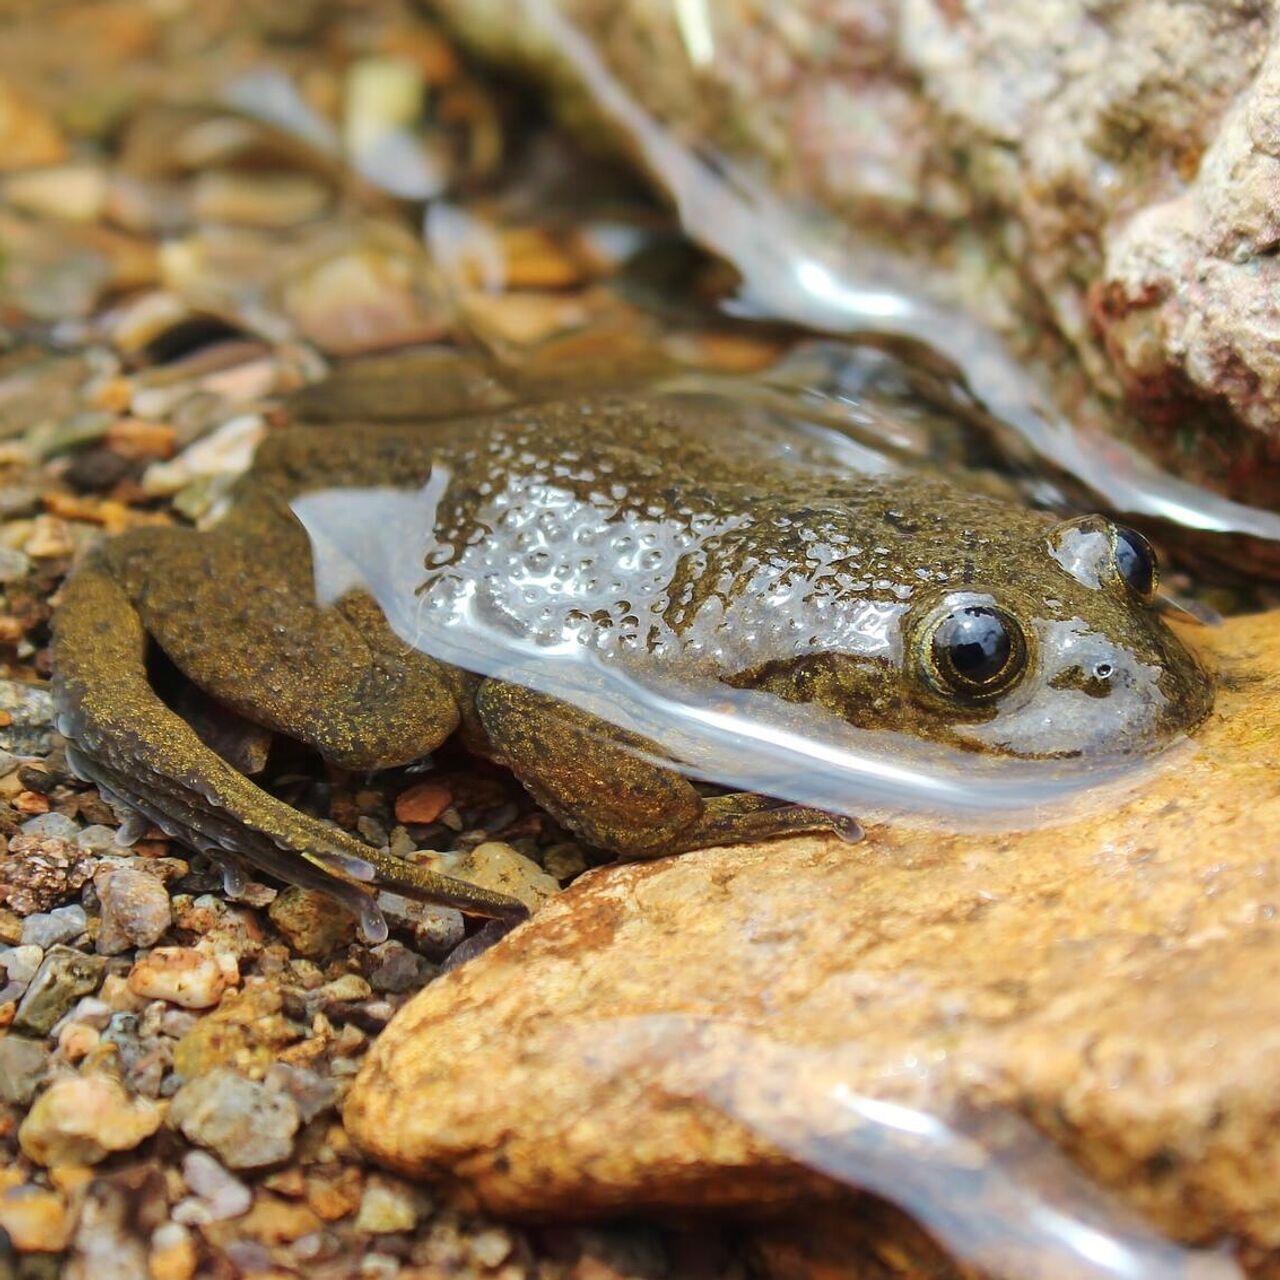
51,384,1213,935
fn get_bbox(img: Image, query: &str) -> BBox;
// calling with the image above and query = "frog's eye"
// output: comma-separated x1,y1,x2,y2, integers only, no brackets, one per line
1112,525,1157,602
924,603,1027,698
1047,514,1159,603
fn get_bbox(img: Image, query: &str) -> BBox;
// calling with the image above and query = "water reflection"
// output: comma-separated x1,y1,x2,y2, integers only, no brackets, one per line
573,1017,1241,1280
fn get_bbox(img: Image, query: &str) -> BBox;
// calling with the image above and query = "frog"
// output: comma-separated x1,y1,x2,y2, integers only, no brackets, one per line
51,378,1213,940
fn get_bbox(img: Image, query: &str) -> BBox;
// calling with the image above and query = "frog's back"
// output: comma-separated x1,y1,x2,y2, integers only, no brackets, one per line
271,391,1056,680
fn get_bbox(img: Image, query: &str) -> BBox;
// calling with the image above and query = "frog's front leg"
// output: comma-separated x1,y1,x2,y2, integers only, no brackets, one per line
52,552,527,938
474,681,860,858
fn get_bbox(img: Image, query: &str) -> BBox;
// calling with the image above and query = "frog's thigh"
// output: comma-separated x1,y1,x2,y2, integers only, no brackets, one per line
474,681,861,857
107,524,459,770
474,679,703,858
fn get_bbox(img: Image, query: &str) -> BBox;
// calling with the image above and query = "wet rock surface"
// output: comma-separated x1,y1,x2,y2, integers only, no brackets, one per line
350,611,1280,1256
434,0,1280,519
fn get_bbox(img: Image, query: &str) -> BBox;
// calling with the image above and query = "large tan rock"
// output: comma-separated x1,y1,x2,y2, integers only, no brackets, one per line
433,0,1280,519
348,611,1280,1267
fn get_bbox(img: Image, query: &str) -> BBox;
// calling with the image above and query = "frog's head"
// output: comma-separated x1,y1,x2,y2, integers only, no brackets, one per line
733,507,1213,760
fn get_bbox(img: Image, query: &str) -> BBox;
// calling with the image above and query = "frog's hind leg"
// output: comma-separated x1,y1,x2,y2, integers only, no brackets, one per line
102,516,464,772
53,554,527,936
474,680,860,859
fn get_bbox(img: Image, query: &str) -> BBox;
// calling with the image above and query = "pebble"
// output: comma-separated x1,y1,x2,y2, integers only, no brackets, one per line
268,885,356,958
353,1174,422,1234
13,945,105,1034
0,748,17,777
368,939,434,994
95,864,172,954
543,842,588,881
177,1149,252,1221
0,1186,73,1252
21,904,88,948
148,1221,197,1280
0,546,30,582
445,841,559,913
1,942,43,988
393,781,452,825
18,1074,163,1166
0,1034,50,1104
263,1063,337,1124
4,163,108,223
77,824,123,854
375,892,465,958
168,1067,300,1169
0,834,95,914
0,680,56,756
20,812,82,842
127,946,227,1008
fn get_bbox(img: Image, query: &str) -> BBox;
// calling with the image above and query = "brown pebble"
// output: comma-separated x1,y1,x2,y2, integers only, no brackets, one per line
128,946,227,1008
394,781,452,826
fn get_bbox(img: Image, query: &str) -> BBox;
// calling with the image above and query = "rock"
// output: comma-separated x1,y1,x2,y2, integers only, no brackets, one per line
0,1186,73,1253
171,981,297,1077
20,904,88,948
0,79,68,171
0,681,51,755
1,943,42,991
19,812,81,842
175,1149,252,1223
127,946,227,1009
267,885,356,958
353,1174,423,1234
441,841,559,913
13,945,105,1034
394,781,452,825
0,835,94,914
65,1164,167,1280
19,1075,163,1166
0,1035,50,1104
434,0,1280,524
168,1068,300,1170
95,865,171,954
147,1222,197,1280
349,612,1280,1258
368,939,434,994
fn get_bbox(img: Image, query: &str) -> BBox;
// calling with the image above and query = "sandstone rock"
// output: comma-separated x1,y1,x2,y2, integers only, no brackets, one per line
434,0,1280,521
349,611,1280,1265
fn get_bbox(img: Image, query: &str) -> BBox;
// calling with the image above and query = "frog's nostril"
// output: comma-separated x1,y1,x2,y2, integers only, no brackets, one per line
1093,661,1114,680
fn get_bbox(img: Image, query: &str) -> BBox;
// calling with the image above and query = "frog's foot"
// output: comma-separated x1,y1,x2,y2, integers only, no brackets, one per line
475,679,862,860
53,558,527,941
681,794,863,851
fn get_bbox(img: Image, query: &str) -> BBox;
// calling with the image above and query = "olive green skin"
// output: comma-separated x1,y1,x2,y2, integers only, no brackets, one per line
51,381,1212,928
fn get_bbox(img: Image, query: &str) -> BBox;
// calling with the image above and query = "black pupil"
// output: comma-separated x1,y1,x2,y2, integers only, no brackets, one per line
934,606,1012,688
1114,527,1156,598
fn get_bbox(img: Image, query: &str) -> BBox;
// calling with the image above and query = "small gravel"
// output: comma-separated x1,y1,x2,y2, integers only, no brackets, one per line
0,1034,50,1104
95,864,172,954
20,903,88,948
168,1067,300,1170
12,944,105,1034
18,1075,163,1167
